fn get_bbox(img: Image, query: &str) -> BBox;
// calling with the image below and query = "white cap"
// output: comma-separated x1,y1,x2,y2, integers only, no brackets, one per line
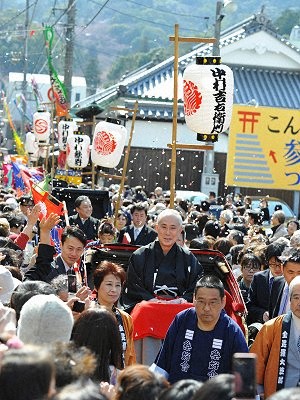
0,266,21,304
18,294,74,345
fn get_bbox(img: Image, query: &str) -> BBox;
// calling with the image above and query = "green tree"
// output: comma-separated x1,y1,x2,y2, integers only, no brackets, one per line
275,9,300,36
84,58,101,96
106,47,169,85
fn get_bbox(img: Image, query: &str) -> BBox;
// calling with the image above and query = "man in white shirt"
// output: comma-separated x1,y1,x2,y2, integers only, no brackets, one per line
118,203,157,245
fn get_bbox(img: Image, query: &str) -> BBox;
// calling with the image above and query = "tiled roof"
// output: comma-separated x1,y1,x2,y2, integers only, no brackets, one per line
232,67,300,109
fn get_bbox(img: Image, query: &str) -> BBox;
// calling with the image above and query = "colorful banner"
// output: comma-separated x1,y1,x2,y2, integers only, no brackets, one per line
5,161,44,195
3,98,25,155
31,77,44,109
43,26,69,117
13,93,32,123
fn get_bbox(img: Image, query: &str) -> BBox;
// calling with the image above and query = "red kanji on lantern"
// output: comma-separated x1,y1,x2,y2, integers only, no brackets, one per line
183,80,202,116
33,110,51,143
94,131,117,155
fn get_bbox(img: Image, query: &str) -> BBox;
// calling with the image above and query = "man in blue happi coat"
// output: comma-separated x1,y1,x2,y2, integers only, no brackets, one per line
150,275,248,383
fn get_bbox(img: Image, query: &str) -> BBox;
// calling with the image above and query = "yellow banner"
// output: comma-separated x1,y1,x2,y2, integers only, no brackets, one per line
226,105,300,190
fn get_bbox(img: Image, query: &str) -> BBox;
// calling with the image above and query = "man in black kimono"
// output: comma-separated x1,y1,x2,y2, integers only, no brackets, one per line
69,195,100,241
122,209,203,311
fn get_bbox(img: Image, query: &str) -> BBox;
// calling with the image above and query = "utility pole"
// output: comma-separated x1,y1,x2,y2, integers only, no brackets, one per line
63,0,76,105
22,0,29,133
201,0,236,196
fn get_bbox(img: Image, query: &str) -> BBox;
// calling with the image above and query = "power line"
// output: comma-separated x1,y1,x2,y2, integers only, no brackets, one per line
104,5,204,33
51,0,78,27
122,0,209,20
80,0,111,32
31,0,72,75
0,1,35,31
28,0,39,26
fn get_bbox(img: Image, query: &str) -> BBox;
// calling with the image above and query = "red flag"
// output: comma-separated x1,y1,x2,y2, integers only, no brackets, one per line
122,232,131,244
31,182,64,219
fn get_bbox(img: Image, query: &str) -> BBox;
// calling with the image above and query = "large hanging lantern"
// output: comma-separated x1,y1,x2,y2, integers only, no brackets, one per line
25,131,39,156
183,56,234,142
33,109,51,143
91,119,127,168
57,118,77,151
66,131,90,168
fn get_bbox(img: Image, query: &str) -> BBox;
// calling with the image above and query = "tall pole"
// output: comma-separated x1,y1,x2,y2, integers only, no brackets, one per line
114,101,139,221
22,0,29,134
169,24,179,209
212,1,223,57
64,0,76,105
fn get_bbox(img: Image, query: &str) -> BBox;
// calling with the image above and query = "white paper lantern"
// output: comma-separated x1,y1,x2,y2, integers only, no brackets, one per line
58,119,77,151
91,121,127,168
183,56,234,140
66,132,90,168
33,110,51,143
25,131,39,156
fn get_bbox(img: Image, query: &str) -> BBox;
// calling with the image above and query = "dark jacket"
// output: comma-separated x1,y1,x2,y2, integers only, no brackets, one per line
68,214,100,241
118,225,157,246
122,241,202,310
246,269,271,324
268,276,285,319
24,243,93,287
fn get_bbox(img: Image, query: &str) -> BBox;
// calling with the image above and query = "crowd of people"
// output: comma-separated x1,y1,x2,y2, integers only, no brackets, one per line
1,183,300,399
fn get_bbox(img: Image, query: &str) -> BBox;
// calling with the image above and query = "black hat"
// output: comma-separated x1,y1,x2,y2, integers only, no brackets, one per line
2,204,18,212
200,201,210,212
8,215,26,229
18,195,34,206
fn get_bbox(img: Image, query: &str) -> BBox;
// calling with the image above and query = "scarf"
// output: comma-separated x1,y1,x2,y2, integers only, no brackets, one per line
276,311,293,391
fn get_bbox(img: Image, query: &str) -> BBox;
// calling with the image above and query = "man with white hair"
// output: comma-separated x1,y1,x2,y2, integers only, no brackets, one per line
251,275,300,398
122,209,202,311
269,210,288,243
290,230,300,249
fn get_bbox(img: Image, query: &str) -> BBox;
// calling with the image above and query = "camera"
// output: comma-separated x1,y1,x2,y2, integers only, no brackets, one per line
233,353,257,400
67,274,77,293
72,300,85,313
